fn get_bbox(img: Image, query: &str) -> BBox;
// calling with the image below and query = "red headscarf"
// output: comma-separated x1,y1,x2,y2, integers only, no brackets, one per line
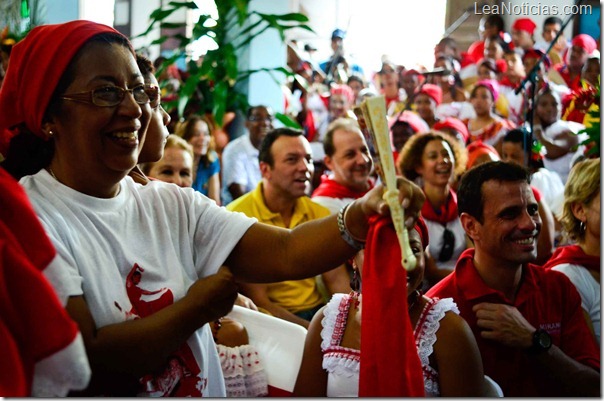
330,83,355,104
523,48,552,69
359,215,427,396
512,18,537,35
433,117,470,143
415,83,443,106
572,34,597,55
474,79,500,102
388,110,430,133
466,140,500,170
0,20,128,149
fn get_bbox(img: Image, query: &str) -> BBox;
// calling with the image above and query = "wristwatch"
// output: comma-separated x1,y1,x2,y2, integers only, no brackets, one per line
529,329,552,354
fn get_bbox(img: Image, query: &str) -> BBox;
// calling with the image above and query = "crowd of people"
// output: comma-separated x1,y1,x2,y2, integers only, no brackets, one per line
0,9,600,398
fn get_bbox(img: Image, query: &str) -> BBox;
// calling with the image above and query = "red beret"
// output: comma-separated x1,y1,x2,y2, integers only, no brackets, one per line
512,18,537,35
0,20,127,143
433,117,470,143
415,84,443,106
572,34,597,55
522,48,552,69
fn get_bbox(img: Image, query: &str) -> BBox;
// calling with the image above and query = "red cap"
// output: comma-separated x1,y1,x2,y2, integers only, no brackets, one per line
467,40,485,63
572,34,597,55
415,84,442,106
433,117,470,143
512,18,537,35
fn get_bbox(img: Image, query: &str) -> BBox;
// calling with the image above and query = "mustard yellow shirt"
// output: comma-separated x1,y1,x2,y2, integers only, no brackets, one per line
227,182,330,313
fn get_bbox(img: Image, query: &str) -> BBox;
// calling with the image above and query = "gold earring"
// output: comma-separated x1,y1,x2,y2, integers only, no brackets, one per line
48,130,54,137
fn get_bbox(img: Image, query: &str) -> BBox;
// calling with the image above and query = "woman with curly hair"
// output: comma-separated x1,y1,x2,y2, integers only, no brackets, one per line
543,158,600,345
397,131,468,288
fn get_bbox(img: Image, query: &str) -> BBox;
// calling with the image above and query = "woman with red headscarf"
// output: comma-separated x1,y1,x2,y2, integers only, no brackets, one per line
0,20,425,396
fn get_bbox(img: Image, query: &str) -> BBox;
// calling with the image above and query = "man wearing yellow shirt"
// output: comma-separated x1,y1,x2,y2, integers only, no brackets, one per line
227,128,351,328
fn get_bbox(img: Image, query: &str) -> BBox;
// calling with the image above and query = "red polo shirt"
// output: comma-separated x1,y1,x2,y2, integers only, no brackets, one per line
427,249,600,396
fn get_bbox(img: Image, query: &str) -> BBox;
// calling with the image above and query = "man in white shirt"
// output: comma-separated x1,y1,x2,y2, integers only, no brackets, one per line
221,105,273,205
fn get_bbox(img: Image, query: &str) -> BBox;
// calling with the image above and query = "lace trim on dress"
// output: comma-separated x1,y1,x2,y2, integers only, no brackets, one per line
216,343,268,397
320,293,348,351
413,297,459,397
321,294,360,378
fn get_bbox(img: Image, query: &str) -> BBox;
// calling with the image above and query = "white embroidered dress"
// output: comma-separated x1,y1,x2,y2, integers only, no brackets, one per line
320,293,459,397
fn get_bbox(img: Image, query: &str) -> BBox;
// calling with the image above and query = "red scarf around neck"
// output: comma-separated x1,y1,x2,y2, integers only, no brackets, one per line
311,174,373,200
359,215,425,397
542,245,600,274
421,189,458,225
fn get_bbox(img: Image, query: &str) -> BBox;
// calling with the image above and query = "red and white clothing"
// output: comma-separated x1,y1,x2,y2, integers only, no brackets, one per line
421,189,466,271
427,249,600,396
20,170,256,397
312,175,374,214
0,167,90,396
464,117,515,148
543,245,600,345
320,293,458,397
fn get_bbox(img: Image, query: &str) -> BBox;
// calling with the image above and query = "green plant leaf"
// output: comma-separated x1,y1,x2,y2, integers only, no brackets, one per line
160,22,187,29
167,1,198,9
150,8,176,21
213,81,229,127
272,13,310,22
150,36,169,46
275,112,302,129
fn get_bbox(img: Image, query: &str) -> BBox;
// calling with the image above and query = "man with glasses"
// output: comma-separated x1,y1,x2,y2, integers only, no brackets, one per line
221,105,273,205
427,161,600,397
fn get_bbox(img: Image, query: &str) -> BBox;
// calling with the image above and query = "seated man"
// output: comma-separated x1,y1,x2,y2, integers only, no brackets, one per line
227,128,350,328
312,118,374,214
221,105,273,205
427,161,600,397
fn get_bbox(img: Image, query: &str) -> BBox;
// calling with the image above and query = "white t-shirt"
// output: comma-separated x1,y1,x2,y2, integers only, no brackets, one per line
20,170,256,396
540,120,586,184
220,134,262,205
551,263,600,345
531,167,565,216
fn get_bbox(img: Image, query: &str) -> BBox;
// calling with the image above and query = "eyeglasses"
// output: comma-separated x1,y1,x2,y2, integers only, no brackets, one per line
438,227,456,262
60,84,159,107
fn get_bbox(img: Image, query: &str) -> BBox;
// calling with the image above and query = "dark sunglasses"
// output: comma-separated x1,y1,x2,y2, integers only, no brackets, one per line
61,84,159,107
438,227,455,262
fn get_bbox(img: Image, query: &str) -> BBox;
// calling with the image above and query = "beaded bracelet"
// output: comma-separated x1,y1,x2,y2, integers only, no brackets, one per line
337,204,365,251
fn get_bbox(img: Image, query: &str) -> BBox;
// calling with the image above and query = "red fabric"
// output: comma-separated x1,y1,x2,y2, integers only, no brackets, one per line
555,64,583,92
433,117,470,143
415,83,442,106
311,175,373,199
495,59,508,74
330,84,354,104
421,189,458,224
304,109,317,142
467,40,485,63
427,248,600,396
542,245,600,274
0,167,80,396
572,34,597,55
359,215,425,397
522,48,552,69
512,18,537,35
0,21,127,141
531,186,542,203
389,110,430,134
466,140,500,169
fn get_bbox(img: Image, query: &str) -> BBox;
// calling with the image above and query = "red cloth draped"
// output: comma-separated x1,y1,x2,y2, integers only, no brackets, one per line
542,245,600,274
420,189,458,224
359,215,425,397
312,175,373,199
0,167,80,396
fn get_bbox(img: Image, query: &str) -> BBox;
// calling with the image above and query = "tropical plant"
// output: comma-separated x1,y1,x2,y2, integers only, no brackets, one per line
136,0,311,127
0,0,45,39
